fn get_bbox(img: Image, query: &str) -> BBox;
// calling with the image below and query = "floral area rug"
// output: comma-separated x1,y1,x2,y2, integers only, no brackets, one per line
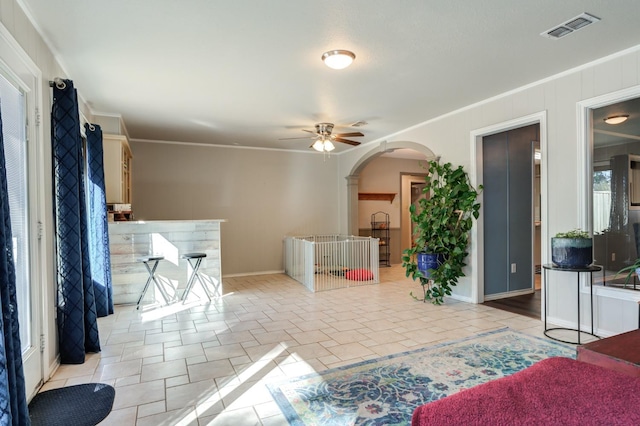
267,328,574,425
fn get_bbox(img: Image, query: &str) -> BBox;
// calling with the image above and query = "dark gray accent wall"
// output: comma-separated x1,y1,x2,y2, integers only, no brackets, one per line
483,133,509,295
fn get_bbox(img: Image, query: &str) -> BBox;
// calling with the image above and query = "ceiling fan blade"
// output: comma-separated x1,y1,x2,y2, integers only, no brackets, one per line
334,132,364,137
302,129,316,133
279,136,317,140
333,137,361,146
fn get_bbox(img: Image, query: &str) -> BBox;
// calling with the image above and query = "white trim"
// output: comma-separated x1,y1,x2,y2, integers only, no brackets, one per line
15,0,72,77
448,293,473,304
576,86,640,231
577,85,640,308
131,137,332,155
470,111,547,307
223,270,284,278
0,25,40,85
484,288,534,301
544,315,617,338
589,283,640,302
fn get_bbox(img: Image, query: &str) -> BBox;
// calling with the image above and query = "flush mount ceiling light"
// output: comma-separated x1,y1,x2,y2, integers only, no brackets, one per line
604,115,629,125
321,50,355,69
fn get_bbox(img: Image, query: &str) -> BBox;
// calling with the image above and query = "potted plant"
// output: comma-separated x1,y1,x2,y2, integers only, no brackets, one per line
616,258,640,284
551,229,593,268
402,160,482,304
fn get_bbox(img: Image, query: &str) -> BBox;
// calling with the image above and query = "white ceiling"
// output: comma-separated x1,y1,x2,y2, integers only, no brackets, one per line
18,0,640,153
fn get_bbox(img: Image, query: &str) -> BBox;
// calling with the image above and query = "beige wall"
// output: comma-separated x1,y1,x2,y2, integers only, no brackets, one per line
356,156,428,264
131,146,428,273
357,156,426,229
131,141,342,275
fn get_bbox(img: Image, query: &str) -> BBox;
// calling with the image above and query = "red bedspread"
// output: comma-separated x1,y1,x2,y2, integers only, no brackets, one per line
411,357,640,426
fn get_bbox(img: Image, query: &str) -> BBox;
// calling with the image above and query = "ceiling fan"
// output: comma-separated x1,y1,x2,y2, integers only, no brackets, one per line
280,122,364,152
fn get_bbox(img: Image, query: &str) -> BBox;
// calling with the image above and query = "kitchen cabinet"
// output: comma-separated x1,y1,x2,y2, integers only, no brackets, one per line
103,134,132,204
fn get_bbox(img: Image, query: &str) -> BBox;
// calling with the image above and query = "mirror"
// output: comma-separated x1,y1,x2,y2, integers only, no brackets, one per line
592,96,640,288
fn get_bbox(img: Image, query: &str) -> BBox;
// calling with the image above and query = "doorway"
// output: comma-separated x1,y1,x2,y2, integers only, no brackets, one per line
400,173,427,253
1,74,43,397
482,123,540,306
0,33,46,399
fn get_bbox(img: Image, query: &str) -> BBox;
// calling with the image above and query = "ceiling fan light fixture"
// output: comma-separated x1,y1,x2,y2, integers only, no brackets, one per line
324,140,335,151
322,50,355,69
604,114,629,125
312,140,325,152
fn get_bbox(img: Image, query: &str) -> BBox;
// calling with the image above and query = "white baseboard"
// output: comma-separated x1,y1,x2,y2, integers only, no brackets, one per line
223,270,284,278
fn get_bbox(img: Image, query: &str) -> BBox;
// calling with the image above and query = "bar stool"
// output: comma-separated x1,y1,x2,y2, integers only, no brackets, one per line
181,252,211,302
137,255,171,309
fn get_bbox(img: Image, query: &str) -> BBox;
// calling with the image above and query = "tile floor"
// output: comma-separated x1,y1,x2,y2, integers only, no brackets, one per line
42,266,555,425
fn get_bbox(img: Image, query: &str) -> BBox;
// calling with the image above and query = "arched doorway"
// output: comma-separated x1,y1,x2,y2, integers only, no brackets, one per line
346,142,438,263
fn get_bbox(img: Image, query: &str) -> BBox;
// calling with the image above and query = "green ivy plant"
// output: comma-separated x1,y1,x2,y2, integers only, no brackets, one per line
554,229,589,239
616,259,640,284
402,160,482,304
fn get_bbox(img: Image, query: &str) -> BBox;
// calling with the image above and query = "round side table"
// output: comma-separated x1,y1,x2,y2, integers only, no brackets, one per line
542,264,602,345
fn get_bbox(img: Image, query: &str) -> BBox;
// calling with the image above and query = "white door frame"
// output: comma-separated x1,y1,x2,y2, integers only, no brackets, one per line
577,85,640,230
0,23,48,399
577,86,640,310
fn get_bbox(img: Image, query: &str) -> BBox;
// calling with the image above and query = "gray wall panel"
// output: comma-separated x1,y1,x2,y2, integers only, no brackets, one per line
483,133,509,295
483,124,538,296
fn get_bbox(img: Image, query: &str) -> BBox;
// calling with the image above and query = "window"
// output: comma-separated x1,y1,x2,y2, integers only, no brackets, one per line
593,167,611,234
0,71,30,352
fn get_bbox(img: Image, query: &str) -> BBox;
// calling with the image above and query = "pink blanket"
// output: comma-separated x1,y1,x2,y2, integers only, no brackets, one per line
412,357,640,425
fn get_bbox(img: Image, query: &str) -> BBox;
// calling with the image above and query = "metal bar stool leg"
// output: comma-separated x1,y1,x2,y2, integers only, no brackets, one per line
192,259,212,301
144,261,172,305
181,253,210,302
136,264,155,309
137,256,167,309
182,258,202,301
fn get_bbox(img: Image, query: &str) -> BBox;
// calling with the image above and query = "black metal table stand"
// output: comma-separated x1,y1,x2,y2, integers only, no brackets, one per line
543,264,602,345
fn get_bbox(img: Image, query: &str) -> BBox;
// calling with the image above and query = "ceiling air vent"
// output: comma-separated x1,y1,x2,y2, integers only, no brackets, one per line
541,12,600,39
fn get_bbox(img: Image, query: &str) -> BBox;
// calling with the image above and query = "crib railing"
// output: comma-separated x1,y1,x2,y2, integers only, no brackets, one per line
284,235,379,291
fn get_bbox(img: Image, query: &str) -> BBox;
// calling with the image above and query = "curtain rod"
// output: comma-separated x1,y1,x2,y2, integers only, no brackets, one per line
49,77,96,131
48,77,66,89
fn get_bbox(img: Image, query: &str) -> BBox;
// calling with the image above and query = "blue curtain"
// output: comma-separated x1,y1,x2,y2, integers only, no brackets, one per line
85,124,113,317
51,79,101,364
0,103,30,424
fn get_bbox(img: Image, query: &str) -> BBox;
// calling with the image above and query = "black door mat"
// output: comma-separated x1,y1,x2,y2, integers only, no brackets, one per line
29,383,115,426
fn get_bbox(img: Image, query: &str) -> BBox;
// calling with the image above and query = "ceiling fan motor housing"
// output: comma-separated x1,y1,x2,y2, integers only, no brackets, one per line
316,122,334,136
